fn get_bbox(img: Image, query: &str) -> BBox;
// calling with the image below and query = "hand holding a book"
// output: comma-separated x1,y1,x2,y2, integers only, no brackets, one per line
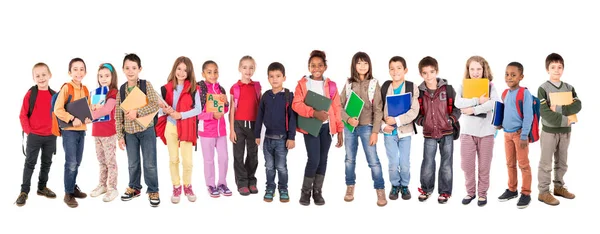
461,107,474,115
479,94,489,105
84,117,92,124
550,105,557,112
385,117,396,125
72,118,82,127
169,111,182,120
213,112,224,119
313,110,329,122
383,125,395,134
125,109,137,121
347,117,359,127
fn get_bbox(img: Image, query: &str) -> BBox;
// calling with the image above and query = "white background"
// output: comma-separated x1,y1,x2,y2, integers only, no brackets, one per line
1,0,598,233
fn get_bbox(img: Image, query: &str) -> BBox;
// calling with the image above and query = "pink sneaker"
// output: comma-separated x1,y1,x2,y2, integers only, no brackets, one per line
184,185,197,202
171,185,182,204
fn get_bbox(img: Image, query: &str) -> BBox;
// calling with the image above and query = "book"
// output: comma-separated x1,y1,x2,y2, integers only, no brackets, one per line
120,86,148,111
386,92,412,117
548,92,578,124
91,86,110,122
491,101,504,127
463,78,489,98
135,110,159,128
59,97,93,129
342,91,365,133
206,93,225,113
297,90,332,137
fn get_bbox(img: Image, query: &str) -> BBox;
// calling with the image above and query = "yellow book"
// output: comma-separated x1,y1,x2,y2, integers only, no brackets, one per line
462,78,489,98
134,110,159,128
120,86,148,111
548,91,577,123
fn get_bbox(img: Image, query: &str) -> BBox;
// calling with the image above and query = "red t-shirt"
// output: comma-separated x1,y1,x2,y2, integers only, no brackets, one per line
230,80,259,121
19,89,53,136
92,89,117,137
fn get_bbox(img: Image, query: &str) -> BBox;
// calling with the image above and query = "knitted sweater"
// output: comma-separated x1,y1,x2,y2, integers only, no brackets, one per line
538,80,582,133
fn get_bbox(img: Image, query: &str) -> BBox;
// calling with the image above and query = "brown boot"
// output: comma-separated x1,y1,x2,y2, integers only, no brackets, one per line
73,185,87,199
344,185,355,202
538,192,560,206
554,186,575,199
64,194,78,208
376,189,387,207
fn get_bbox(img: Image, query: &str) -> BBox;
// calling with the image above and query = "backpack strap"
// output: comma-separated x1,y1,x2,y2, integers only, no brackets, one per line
254,82,261,100
27,86,38,118
368,79,377,103
345,81,352,101
327,79,337,99
284,88,290,132
198,81,208,111
501,89,509,102
139,79,147,94
515,87,526,119
380,80,392,110
404,81,417,134
232,83,240,109
160,86,167,101
119,83,127,103
445,85,454,116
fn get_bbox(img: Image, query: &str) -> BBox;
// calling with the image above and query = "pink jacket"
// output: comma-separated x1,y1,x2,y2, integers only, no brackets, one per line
197,82,229,138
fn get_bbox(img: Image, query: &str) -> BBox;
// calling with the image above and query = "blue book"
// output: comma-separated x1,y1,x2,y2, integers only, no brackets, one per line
491,101,504,127
91,86,110,122
386,92,412,117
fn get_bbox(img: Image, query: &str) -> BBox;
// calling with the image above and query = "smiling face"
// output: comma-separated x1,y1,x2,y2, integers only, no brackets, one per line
420,65,438,86
123,59,141,82
239,59,255,81
389,61,407,82
32,66,51,90
505,65,524,89
97,68,112,87
547,61,564,82
355,59,370,79
469,61,483,79
69,61,86,84
203,63,219,84
175,62,188,83
309,57,327,80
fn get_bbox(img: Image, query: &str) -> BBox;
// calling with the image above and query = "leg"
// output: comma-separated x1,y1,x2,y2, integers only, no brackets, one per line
538,130,557,193
460,134,477,197
303,133,320,177
438,135,454,195
316,124,332,176
263,138,277,191
165,122,181,186
215,136,229,186
514,133,531,196
358,126,384,190
140,128,159,193
104,135,118,190
504,132,518,192
274,139,289,190
201,137,217,187
180,140,194,186
477,135,494,198
344,128,359,186
384,135,401,187
245,122,259,187
420,138,438,194
398,136,412,187
95,137,108,187
125,133,142,190
553,132,571,188
62,131,79,194
21,134,42,194
232,121,248,188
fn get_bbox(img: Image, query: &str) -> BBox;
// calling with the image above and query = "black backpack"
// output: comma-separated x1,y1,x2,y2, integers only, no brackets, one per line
380,80,417,134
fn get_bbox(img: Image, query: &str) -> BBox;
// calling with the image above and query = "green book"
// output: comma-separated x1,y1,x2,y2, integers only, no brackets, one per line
342,91,365,133
298,90,332,137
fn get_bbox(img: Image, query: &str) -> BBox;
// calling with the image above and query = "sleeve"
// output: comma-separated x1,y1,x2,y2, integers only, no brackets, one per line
54,85,74,122
448,86,461,124
254,94,265,139
415,90,425,126
197,89,214,120
181,91,202,120
332,85,344,133
223,88,229,114
340,83,350,122
560,87,582,116
291,82,315,118
287,92,297,140
397,84,420,126
371,82,384,133
454,83,479,108
521,89,534,140
473,83,498,115
92,98,116,120
538,86,568,127
19,91,32,134
116,89,125,140
137,82,159,117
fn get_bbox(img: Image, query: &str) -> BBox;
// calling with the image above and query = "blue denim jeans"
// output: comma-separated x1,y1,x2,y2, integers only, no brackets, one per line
63,130,85,193
303,124,332,177
384,135,412,187
263,138,288,190
420,135,454,195
344,126,385,189
125,127,159,193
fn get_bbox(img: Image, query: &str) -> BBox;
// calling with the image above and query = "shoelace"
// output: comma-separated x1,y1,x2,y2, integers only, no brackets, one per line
418,187,427,195
391,186,400,194
401,187,409,195
173,186,182,196
219,185,231,193
184,186,194,196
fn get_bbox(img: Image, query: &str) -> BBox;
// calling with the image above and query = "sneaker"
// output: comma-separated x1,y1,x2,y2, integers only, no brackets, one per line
73,185,87,199
554,186,575,199
538,192,560,206
148,192,160,207
438,193,451,204
218,184,232,196
103,189,119,202
208,186,220,198
498,189,518,202
400,186,411,200
417,188,431,202
121,187,141,201
477,197,487,207
184,185,197,202
249,185,259,194
389,186,400,200
171,185,182,204
279,189,289,202
517,193,531,209
462,195,476,205
264,189,274,202
238,187,251,196
90,185,107,198
36,187,57,198
64,194,78,208
15,192,27,207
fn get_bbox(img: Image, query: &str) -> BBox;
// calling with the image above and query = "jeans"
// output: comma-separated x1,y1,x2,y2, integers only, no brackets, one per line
384,135,411,187
420,135,454,195
263,138,288,190
22,134,56,193
303,124,332,177
63,130,85,194
125,127,159,193
344,126,385,189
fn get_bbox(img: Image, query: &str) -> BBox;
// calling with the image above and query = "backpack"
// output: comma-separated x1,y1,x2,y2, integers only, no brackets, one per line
380,80,418,134
232,81,261,109
303,76,338,100
51,83,89,137
119,79,158,132
193,81,226,150
501,87,541,143
417,84,460,140
23,86,57,156
259,88,292,131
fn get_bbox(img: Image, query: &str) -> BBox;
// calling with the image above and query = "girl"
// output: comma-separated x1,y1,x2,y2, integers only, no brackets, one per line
54,58,92,208
229,56,261,195
454,56,499,207
89,63,119,202
158,56,201,204
198,60,231,198
293,50,343,206
340,51,386,207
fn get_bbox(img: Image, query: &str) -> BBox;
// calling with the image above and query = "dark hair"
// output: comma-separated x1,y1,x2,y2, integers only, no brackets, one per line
123,53,142,68
545,53,564,70
69,57,86,72
202,60,218,71
418,56,438,73
308,50,327,67
98,63,118,91
348,52,373,82
389,56,407,69
267,62,285,76
507,61,524,74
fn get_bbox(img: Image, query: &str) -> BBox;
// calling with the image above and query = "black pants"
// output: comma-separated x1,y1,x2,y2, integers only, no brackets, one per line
303,124,332,177
233,120,259,188
21,133,57,194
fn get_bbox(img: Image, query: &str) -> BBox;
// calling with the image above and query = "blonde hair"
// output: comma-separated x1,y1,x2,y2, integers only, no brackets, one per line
238,55,256,68
32,62,51,76
463,56,493,81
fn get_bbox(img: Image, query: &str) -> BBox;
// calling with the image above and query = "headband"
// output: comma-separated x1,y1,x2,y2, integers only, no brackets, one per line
102,63,114,72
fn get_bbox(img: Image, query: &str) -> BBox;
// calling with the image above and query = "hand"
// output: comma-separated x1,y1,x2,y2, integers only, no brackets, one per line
217,94,227,102
213,112,225,119
369,132,378,146
118,139,126,150
161,106,174,114
495,125,503,130
519,139,528,149
84,117,92,124
479,94,489,105
313,110,329,122
347,117,359,127
72,118,82,127
550,105,557,112
91,104,103,111
286,140,295,149
461,107,474,115
229,131,237,144
125,109,137,120
158,101,168,109
383,125,395,134
169,111,182,120
255,139,260,146
385,117,396,125
336,133,343,148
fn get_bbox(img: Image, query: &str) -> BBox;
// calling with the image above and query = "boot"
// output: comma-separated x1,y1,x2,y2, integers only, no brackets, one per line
376,189,387,207
313,174,326,206
344,185,355,202
299,176,314,206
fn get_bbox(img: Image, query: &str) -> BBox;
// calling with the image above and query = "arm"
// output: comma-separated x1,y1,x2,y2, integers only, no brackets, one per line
137,82,159,117
473,83,498,115
396,84,421,126
371,82,383,134
181,91,202,120
448,86,461,124
287,92,297,140
228,91,236,130
254,94,265,139
54,85,74,122
538,87,569,127
415,90,425,126
92,98,116,120
332,86,344,133
291,82,315,118
340,83,350,121
116,90,125,140
19,91,32,134
454,84,479,108
521,90,534,140
559,87,582,116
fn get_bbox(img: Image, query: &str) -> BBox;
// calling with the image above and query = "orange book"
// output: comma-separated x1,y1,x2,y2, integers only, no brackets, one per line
462,78,489,98
120,86,148,111
205,93,225,113
549,92,578,123
134,110,159,128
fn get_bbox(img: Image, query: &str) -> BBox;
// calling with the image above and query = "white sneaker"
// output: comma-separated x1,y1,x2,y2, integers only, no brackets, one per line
90,185,107,197
103,189,118,202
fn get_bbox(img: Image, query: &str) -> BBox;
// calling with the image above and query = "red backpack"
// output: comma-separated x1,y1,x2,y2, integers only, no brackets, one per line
501,87,541,143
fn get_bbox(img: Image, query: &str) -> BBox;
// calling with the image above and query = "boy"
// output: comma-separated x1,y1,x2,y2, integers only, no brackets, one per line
254,62,297,202
497,62,533,209
116,53,161,207
537,53,581,206
414,56,461,204
16,63,58,206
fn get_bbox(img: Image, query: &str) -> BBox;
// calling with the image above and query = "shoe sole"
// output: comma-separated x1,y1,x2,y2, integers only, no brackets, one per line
264,198,273,202
280,199,290,203
121,194,140,201
554,193,575,199
538,199,560,206
222,193,232,197
517,204,529,209
344,197,354,202
150,203,160,207
299,201,310,206
36,192,56,199
402,196,411,200
389,196,398,200
498,195,518,202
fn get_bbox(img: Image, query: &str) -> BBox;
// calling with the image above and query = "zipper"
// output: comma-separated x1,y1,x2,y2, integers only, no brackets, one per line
212,84,220,137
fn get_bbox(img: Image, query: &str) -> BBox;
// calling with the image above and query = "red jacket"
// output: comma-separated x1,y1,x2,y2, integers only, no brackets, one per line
292,76,343,135
159,80,198,145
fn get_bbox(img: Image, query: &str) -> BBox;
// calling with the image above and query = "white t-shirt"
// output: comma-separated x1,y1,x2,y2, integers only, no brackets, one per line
306,77,328,124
